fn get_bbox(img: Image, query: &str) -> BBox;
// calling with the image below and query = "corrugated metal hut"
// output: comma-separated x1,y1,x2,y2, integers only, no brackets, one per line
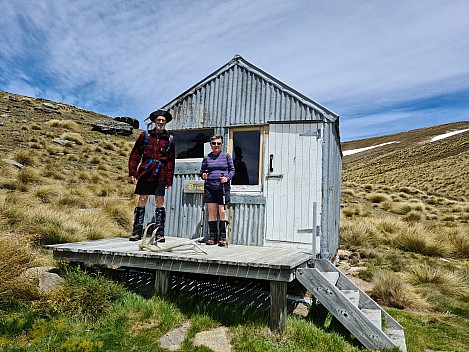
144,55,342,260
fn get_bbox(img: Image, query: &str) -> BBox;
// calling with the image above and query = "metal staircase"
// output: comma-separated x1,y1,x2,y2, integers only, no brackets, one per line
296,259,406,351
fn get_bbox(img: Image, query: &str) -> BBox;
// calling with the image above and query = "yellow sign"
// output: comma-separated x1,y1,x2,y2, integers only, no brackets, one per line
183,180,205,193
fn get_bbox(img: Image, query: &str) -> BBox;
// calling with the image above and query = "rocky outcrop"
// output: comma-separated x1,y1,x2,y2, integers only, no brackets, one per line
114,116,139,129
91,120,133,135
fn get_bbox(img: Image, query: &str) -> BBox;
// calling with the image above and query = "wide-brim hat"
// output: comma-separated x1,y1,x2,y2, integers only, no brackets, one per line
149,109,172,123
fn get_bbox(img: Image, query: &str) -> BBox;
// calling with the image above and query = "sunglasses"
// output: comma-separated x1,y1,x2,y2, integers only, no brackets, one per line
211,142,222,145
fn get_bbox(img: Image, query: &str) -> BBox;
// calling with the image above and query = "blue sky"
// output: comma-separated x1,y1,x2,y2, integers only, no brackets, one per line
1,0,468,141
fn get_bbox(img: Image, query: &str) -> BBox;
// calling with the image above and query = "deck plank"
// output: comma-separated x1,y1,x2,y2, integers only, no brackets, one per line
46,237,312,282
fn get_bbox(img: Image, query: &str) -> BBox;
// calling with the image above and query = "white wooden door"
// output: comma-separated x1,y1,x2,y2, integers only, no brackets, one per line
264,123,322,249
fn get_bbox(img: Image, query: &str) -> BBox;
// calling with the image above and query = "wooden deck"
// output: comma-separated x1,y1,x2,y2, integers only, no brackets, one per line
46,236,314,332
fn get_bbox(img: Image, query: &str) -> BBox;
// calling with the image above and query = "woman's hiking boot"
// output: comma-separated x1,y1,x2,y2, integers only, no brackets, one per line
206,221,217,245
218,220,227,247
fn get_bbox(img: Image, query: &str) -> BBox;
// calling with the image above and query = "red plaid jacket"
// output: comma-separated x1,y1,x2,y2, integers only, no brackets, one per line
128,129,175,186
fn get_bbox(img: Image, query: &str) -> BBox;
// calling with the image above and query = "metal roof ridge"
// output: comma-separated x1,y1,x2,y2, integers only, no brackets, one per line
158,55,339,122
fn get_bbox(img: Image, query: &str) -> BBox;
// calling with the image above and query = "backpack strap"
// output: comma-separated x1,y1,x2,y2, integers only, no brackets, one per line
167,135,173,153
203,152,229,168
143,131,150,148
142,131,173,153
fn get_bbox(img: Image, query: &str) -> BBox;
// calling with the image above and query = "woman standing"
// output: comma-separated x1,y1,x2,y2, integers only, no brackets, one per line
200,135,235,246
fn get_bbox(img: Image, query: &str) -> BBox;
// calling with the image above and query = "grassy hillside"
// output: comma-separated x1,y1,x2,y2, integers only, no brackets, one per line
342,121,469,201
0,90,138,247
1,90,468,351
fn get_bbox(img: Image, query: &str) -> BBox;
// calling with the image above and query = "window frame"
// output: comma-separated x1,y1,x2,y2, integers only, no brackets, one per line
228,125,267,193
170,128,214,160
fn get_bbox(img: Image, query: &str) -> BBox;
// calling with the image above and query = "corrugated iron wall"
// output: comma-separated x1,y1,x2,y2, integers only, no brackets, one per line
164,64,328,129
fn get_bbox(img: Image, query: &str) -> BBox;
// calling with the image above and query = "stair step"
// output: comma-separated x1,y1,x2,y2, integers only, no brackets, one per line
341,290,360,306
386,329,407,352
298,263,406,351
362,308,381,329
322,271,339,285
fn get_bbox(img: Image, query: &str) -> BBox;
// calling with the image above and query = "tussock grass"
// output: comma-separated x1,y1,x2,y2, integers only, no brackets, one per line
47,119,79,131
376,217,400,234
367,192,392,203
341,204,363,218
0,234,38,303
0,194,29,229
0,160,16,178
370,270,412,309
60,132,84,145
45,144,64,155
57,194,89,208
34,185,60,203
447,228,469,257
12,151,37,166
402,211,422,223
99,140,117,151
394,224,451,257
99,199,133,229
407,263,469,299
17,167,42,185
389,202,413,215
340,221,379,247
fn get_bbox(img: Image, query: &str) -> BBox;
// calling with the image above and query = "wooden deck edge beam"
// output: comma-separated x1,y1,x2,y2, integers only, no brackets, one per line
53,252,296,282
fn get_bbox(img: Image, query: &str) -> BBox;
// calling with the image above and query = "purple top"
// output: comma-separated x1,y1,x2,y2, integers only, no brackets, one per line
200,152,235,190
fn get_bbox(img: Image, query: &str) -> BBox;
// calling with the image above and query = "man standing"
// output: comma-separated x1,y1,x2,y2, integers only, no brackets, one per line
128,110,175,242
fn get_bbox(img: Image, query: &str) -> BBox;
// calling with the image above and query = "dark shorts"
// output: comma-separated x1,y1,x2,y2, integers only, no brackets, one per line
204,187,230,204
134,180,166,196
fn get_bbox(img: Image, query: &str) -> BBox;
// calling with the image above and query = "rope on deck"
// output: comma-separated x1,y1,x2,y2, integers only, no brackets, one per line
138,223,208,255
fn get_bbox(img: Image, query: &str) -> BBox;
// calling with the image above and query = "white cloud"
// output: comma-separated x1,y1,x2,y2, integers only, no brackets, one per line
1,0,469,138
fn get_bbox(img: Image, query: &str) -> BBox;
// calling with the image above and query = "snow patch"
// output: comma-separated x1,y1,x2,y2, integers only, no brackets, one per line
343,141,399,156
430,129,469,142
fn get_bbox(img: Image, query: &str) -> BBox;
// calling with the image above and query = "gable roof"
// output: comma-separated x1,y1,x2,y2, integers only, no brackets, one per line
147,55,339,126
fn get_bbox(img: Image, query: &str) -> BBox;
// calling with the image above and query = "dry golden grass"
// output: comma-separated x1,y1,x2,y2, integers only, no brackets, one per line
0,234,39,303
394,224,452,257
367,192,392,203
47,119,79,131
12,150,38,166
60,132,85,145
342,121,469,201
17,166,42,185
407,263,469,299
370,270,412,309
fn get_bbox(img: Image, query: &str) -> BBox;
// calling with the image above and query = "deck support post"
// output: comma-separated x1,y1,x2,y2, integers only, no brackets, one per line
269,281,287,332
154,269,170,295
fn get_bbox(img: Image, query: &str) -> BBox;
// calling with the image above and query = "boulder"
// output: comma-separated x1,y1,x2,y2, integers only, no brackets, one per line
2,158,24,169
91,120,133,136
114,116,139,129
43,102,58,110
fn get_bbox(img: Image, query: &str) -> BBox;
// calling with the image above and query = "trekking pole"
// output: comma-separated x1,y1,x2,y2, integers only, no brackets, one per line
199,170,208,242
221,173,229,248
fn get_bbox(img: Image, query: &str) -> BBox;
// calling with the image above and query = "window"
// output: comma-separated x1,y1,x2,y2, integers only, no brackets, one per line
170,129,214,159
229,127,265,191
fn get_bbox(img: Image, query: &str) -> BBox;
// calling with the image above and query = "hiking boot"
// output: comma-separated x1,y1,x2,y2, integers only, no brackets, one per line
206,221,217,245
129,206,145,241
154,207,166,243
218,220,227,247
